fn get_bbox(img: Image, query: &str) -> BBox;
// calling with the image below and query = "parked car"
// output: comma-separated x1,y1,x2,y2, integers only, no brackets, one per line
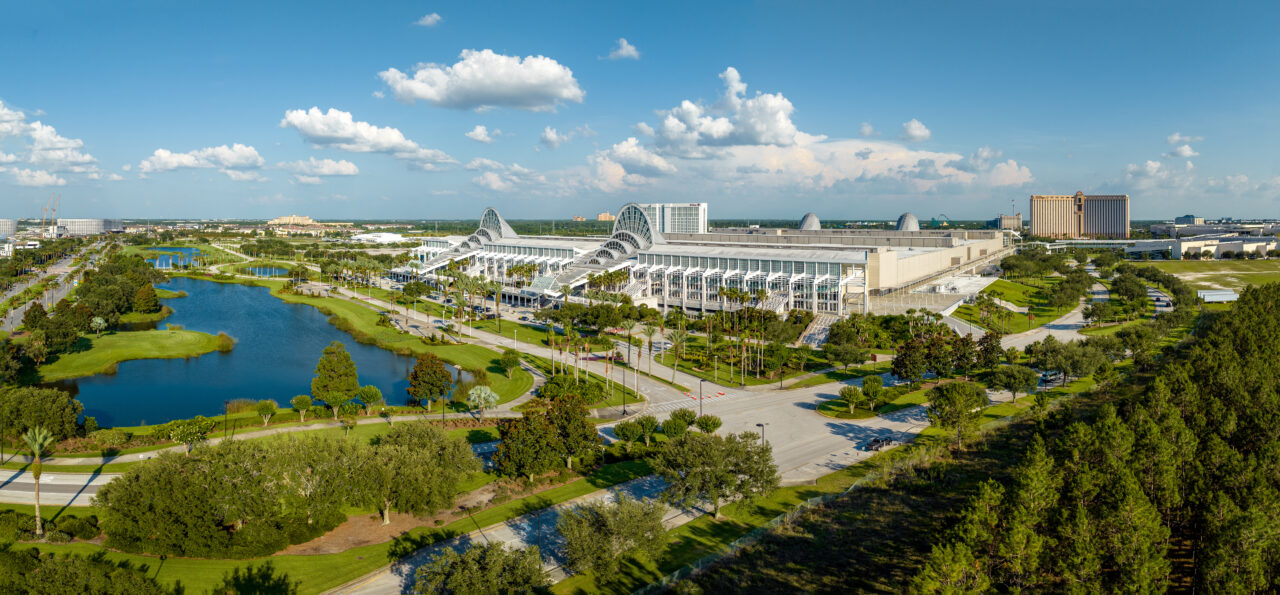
519,315,529,321
865,437,892,452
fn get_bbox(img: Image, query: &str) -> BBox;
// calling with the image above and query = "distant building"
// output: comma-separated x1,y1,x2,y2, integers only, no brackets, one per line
989,213,1022,230
1174,214,1204,225
896,212,920,232
596,211,616,222
572,215,586,222
1198,289,1238,303
1030,192,1129,238
636,202,709,234
268,214,315,225
57,218,123,236
0,219,15,238
799,213,821,231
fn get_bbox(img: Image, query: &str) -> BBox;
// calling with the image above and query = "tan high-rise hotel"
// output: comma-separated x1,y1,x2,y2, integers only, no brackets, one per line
1030,192,1129,238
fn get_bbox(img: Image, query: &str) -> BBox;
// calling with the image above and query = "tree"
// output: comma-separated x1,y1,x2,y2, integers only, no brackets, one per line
1003,365,1039,401
669,407,697,427
362,422,479,524
824,341,867,370
892,339,927,384
862,375,884,408
926,381,986,449
22,302,48,332
839,384,865,414
90,316,107,337
412,543,548,595
558,495,666,576
133,284,160,314
695,414,722,434
0,387,84,440
255,399,277,427
357,385,385,415
635,415,659,446
650,432,779,519
910,542,991,594
24,330,48,365
494,414,563,480
662,415,690,439
290,395,312,423
407,353,453,418
547,398,602,469
21,426,53,536
465,385,499,419
499,348,521,378
613,420,641,448
212,562,299,595
977,332,1003,369
165,416,215,454
311,341,359,419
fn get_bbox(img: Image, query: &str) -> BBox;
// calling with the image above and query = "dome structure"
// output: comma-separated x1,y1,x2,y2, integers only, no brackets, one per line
798,212,821,231
896,212,920,232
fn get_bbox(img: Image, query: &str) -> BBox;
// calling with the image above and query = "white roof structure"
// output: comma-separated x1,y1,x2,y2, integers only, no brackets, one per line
896,212,920,232
799,212,821,231
351,232,406,244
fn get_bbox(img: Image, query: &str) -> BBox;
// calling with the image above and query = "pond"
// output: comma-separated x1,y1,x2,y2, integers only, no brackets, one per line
51,277,465,426
242,265,290,278
144,246,201,269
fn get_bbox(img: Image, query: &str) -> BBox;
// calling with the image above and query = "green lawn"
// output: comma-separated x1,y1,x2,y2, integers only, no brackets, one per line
12,460,653,595
816,387,928,420
655,335,825,387
270,285,534,402
1148,260,1280,291
154,288,187,299
786,360,893,389
118,305,174,324
37,329,222,382
953,277,1074,334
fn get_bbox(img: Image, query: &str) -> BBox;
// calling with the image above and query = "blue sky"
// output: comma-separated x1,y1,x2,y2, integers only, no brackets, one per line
2,1,1279,220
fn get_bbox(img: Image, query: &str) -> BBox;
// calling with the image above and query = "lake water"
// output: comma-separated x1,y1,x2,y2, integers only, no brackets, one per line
53,277,458,426
243,265,289,277
144,246,201,269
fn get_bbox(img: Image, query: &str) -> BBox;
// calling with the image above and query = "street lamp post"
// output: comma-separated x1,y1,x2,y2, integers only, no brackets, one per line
755,422,767,445
699,379,705,417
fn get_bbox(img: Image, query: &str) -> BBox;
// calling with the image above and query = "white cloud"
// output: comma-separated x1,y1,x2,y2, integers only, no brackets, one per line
278,157,359,176
138,143,265,177
279,107,454,168
295,175,322,185
901,119,932,142
599,137,675,176
645,67,799,156
0,101,26,139
86,172,124,181
465,125,497,143
12,168,66,186
987,160,1035,186
607,38,640,60
415,13,442,26
0,152,16,164
859,122,876,137
222,169,268,182
372,90,385,99
1166,132,1203,145
469,160,546,192
465,157,505,170
1164,144,1199,159
378,49,585,111
121,163,132,171
540,126,569,149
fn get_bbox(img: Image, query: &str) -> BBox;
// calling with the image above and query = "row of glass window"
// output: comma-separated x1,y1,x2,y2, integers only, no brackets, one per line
638,253,846,276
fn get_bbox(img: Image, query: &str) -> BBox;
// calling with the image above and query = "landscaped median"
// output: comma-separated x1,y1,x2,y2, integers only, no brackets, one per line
5,460,653,594
36,329,230,382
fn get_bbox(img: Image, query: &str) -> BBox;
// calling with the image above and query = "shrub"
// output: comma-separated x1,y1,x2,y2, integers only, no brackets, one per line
44,530,72,543
216,332,236,352
224,398,257,414
88,428,128,448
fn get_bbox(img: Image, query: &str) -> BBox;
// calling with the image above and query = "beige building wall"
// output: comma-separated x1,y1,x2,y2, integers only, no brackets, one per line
1030,192,1129,239
864,235,1003,291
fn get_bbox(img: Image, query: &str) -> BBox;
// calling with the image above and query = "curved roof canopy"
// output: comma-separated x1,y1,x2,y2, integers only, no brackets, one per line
799,212,821,231
896,212,920,232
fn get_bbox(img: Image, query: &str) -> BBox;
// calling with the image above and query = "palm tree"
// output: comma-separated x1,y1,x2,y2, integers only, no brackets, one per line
21,426,53,537
667,327,689,383
642,323,657,375
488,280,504,332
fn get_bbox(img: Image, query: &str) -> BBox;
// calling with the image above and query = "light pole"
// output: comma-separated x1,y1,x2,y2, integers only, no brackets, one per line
699,379,705,417
756,422,768,445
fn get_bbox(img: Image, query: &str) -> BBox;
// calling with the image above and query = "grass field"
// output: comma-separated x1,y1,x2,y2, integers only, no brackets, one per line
952,277,1072,334
786,360,893,389
37,329,221,382
1148,259,1280,291
10,460,653,595
816,387,929,420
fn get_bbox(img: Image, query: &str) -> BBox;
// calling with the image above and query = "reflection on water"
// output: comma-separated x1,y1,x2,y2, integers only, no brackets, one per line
244,266,289,277
144,246,202,269
53,277,464,426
